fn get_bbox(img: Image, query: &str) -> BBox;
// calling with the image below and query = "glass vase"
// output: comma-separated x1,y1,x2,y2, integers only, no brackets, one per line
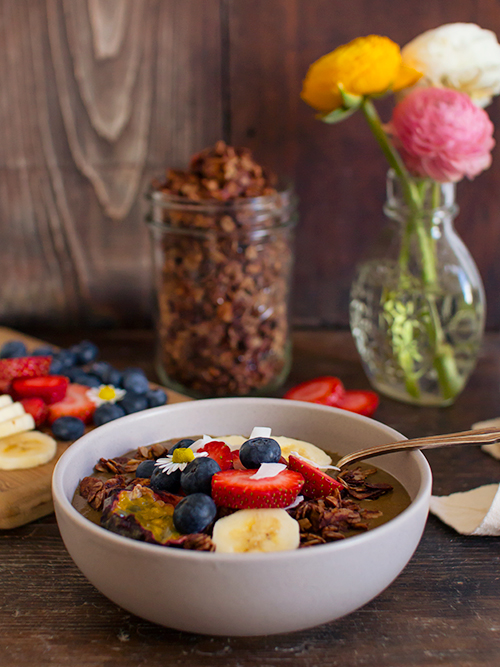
349,170,486,407
146,188,297,398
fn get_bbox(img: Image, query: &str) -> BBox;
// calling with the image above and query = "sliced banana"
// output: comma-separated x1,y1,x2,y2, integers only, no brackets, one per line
274,436,332,467
0,401,26,424
0,430,57,470
0,395,13,409
219,435,246,451
0,413,35,440
212,508,300,553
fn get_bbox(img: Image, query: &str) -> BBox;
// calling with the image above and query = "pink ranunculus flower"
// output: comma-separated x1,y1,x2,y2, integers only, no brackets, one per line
387,87,495,182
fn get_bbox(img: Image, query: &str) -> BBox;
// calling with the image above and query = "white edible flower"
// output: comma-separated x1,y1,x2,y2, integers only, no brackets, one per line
401,23,500,107
155,447,208,475
87,384,126,406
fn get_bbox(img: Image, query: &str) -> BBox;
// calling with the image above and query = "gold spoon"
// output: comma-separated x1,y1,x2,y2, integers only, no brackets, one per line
331,426,500,471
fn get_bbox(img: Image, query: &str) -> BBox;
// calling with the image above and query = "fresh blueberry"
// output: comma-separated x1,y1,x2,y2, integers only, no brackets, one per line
168,438,195,454
173,493,217,534
71,373,101,388
121,368,149,394
135,460,156,478
70,340,99,365
150,465,181,493
146,387,168,408
0,340,27,358
239,437,281,469
103,367,122,387
118,392,148,414
87,361,120,385
88,361,122,387
51,350,77,372
32,345,56,357
64,367,90,383
49,357,64,374
64,367,101,387
93,403,126,426
51,416,85,441
181,457,221,495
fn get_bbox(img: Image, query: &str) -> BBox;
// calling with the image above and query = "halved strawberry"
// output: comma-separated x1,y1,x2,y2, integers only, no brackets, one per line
20,397,48,427
47,383,96,425
198,441,233,470
211,469,304,509
11,375,69,404
288,454,342,498
283,376,345,406
337,390,379,417
231,450,245,470
0,356,51,382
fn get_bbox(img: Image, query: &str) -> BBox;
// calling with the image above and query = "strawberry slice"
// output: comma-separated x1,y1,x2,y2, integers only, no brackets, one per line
198,440,233,470
20,397,48,427
337,390,379,417
11,375,69,404
288,454,342,498
283,376,345,406
47,383,96,425
211,469,304,509
0,356,51,382
231,450,245,470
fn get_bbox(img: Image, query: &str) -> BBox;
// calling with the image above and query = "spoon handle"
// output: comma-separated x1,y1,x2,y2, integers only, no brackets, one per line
335,426,500,469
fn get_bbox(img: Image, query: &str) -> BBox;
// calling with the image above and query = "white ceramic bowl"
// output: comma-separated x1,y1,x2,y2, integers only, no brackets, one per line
52,397,431,637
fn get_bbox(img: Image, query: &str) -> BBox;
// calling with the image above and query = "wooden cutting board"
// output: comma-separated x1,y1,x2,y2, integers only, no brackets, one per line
0,326,191,529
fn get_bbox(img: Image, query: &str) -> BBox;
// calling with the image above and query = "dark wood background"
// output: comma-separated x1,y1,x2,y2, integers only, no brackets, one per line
2,0,500,330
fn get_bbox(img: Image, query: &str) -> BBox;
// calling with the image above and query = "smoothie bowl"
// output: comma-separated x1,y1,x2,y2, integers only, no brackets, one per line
52,397,432,636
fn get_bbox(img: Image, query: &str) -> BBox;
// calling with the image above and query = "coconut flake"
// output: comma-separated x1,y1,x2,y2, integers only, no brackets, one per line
250,463,287,480
250,426,272,439
190,435,215,451
285,495,304,510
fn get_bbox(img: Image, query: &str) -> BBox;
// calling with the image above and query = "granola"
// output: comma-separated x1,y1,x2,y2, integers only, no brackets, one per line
148,141,296,397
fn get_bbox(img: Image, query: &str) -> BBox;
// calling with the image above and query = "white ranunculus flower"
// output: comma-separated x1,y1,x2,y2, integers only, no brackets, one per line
401,23,500,107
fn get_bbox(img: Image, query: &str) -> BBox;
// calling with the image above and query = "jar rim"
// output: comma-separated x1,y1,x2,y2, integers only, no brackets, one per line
145,182,298,234
145,182,296,212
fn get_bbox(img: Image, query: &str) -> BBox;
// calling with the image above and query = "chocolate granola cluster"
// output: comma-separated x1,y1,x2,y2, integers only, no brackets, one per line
149,141,296,397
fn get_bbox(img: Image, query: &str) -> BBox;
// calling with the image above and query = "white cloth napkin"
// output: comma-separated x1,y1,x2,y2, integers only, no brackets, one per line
428,417,500,536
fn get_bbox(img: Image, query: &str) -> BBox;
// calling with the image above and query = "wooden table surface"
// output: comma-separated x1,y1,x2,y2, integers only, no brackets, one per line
1,328,500,667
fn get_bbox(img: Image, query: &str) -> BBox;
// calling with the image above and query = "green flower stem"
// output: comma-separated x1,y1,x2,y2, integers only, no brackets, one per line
361,99,419,209
361,97,463,402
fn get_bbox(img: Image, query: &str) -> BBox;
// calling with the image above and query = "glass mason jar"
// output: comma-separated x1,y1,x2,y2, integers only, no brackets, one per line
146,188,297,398
349,170,486,407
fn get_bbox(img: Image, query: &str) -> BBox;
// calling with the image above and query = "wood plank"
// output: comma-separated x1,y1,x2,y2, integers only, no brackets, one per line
0,326,191,529
0,0,223,328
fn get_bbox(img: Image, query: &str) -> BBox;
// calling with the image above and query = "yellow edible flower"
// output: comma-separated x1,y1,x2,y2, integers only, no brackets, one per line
301,35,422,114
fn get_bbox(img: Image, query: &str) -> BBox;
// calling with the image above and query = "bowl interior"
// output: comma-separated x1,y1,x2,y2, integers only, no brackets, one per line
54,397,430,513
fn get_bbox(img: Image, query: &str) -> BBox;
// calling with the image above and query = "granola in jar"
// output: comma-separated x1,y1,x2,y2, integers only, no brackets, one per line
146,142,297,397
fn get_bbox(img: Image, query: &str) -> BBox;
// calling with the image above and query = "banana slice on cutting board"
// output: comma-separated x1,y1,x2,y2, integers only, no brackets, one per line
0,430,57,470
0,413,35,440
0,401,26,423
212,508,300,553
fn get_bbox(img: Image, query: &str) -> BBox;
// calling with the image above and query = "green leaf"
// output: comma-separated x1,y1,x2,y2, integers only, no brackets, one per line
338,84,363,109
320,105,359,124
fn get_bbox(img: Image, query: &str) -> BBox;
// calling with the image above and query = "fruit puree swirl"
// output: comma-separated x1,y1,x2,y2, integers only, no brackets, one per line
78,428,394,553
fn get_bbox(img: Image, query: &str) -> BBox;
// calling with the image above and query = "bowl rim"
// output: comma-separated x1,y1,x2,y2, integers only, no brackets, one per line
52,397,432,563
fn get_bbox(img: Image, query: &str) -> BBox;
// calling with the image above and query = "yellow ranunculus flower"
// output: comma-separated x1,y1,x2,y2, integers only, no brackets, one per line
301,35,422,113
